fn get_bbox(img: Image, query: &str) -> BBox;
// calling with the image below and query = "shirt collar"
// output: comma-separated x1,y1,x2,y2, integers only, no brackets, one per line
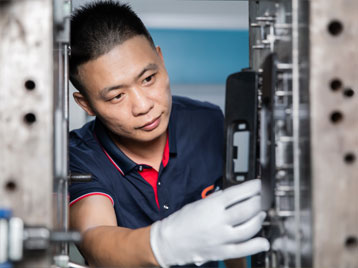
94,119,136,175
168,107,177,155
93,109,177,175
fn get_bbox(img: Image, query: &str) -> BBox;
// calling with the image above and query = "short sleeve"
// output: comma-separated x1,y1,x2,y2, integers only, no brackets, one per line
69,130,115,207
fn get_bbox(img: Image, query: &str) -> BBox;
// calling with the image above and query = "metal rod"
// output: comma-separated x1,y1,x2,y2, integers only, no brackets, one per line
62,43,70,255
55,45,65,240
292,0,302,266
64,44,69,122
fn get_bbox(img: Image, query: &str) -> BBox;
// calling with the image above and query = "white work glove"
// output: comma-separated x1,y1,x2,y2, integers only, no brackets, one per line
150,179,270,267
272,210,311,258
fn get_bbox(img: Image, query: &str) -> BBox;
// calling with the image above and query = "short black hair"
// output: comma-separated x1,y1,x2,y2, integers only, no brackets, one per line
69,0,155,93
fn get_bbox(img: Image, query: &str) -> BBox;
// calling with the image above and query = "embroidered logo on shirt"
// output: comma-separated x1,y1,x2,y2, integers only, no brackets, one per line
201,184,215,199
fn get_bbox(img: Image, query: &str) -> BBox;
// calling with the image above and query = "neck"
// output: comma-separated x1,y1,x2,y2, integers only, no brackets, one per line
110,132,167,171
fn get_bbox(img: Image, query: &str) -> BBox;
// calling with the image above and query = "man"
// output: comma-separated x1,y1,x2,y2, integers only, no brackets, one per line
68,1,269,267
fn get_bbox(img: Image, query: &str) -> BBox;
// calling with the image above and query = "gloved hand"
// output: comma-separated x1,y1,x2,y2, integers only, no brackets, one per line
150,179,270,267
272,210,311,258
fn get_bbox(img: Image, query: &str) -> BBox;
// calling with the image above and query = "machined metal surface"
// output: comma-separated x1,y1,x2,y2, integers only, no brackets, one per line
249,0,292,72
249,0,357,267
249,0,311,267
0,0,54,227
0,0,54,266
310,0,358,267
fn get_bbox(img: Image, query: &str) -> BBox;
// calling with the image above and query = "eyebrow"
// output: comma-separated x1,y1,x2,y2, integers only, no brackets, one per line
99,63,159,98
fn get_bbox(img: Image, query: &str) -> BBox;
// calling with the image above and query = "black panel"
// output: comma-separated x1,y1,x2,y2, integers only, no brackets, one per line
224,70,259,188
260,53,277,211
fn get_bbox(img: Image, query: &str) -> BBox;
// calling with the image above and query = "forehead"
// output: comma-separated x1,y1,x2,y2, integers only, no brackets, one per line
78,36,159,89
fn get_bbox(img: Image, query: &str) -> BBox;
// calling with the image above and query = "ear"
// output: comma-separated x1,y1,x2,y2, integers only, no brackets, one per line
73,92,96,116
156,46,164,62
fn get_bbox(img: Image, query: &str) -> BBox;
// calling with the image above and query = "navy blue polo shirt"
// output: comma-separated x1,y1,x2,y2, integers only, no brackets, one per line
69,95,224,229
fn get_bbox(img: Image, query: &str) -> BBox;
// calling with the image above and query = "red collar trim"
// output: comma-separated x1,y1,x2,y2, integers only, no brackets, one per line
162,134,170,167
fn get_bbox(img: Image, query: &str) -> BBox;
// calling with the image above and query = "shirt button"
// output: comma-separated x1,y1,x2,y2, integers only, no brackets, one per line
157,181,161,186
138,165,143,171
163,204,169,210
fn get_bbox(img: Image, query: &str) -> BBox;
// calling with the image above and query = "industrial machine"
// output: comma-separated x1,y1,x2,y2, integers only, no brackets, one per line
0,1,84,267
0,0,357,267
225,0,358,267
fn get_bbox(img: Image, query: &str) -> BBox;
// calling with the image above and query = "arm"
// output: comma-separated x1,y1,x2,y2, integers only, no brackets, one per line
69,195,158,267
71,180,269,268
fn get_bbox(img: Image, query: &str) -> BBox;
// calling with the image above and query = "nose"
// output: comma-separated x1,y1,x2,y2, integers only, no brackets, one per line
131,87,154,116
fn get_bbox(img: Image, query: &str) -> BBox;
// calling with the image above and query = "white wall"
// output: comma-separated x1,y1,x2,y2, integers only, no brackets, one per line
72,0,248,30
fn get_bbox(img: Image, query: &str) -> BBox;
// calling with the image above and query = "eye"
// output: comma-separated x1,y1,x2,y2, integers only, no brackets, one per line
143,74,155,85
109,93,123,102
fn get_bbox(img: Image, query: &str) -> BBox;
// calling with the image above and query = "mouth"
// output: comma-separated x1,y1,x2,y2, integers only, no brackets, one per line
138,115,162,131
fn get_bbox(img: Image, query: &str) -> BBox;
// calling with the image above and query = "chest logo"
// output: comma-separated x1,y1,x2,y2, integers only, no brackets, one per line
201,184,214,199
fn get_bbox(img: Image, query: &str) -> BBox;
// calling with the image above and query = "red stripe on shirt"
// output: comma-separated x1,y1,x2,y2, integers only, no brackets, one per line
69,192,114,207
138,135,170,209
93,132,125,175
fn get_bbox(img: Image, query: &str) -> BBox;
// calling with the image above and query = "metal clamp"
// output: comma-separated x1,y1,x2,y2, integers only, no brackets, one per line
0,213,81,265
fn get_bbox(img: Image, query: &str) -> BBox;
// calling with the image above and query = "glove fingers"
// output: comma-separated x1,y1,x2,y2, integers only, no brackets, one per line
272,237,295,253
197,237,270,264
225,195,262,225
220,179,262,207
229,211,266,243
272,237,311,256
224,237,270,260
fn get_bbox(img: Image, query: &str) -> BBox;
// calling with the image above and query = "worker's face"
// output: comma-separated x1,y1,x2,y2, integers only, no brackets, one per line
74,36,172,144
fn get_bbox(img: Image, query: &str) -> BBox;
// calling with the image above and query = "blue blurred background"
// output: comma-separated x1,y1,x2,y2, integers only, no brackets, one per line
149,29,249,84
